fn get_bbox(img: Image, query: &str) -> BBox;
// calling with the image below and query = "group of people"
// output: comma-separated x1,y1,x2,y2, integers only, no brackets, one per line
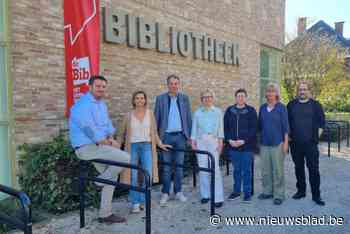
69,74,326,225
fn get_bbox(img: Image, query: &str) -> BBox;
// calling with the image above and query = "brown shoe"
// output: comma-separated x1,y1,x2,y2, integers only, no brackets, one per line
98,214,126,224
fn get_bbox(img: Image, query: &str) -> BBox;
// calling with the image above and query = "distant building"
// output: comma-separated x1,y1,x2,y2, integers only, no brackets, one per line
297,18,350,51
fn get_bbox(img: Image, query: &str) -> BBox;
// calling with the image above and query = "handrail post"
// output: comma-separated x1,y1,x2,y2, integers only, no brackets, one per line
24,206,32,234
337,125,341,152
191,153,197,187
79,161,87,228
347,121,349,147
327,127,331,157
208,152,215,216
145,173,151,234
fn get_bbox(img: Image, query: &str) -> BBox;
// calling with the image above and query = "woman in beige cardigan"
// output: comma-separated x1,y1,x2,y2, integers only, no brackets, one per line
119,91,171,213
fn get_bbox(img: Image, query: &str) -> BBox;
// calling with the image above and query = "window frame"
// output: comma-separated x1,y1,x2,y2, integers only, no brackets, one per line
0,0,15,196
259,46,282,104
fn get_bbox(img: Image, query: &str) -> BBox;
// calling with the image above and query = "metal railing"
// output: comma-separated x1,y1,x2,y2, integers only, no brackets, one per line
79,147,216,234
0,184,32,234
79,159,151,234
324,120,350,157
157,148,216,216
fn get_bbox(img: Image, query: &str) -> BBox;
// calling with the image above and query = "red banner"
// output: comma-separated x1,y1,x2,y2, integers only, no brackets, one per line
64,0,100,115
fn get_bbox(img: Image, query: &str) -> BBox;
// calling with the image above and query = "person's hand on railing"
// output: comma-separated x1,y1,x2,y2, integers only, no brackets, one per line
109,139,121,149
191,139,197,150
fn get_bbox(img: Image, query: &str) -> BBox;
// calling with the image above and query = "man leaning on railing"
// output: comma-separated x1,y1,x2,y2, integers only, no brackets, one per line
69,75,130,224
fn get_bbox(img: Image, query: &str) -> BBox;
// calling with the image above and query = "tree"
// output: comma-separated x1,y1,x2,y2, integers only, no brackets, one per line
282,32,350,111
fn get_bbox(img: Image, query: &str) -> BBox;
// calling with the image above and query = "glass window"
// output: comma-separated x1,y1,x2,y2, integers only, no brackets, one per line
260,47,282,104
260,50,269,78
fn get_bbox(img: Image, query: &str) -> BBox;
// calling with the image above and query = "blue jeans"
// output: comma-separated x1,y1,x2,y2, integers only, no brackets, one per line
229,150,253,196
161,132,186,194
129,142,153,205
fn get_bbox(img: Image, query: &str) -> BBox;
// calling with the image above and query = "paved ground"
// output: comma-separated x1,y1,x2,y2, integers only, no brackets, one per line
11,141,350,234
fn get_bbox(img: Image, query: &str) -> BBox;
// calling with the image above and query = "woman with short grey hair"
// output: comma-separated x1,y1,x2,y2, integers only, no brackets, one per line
191,88,225,208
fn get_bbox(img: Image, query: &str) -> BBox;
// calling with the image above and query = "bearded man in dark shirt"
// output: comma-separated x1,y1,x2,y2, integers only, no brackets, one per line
287,81,326,206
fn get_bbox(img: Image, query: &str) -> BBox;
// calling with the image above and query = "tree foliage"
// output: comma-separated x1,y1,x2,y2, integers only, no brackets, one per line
282,32,350,111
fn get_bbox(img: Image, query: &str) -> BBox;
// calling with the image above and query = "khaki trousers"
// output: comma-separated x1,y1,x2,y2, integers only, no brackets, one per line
260,144,285,200
76,144,130,218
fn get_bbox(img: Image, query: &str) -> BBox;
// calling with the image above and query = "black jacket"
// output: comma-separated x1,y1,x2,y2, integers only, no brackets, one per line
287,99,325,144
224,104,258,152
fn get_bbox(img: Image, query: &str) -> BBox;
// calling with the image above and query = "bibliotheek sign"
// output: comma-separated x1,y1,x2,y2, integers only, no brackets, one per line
104,7,240,66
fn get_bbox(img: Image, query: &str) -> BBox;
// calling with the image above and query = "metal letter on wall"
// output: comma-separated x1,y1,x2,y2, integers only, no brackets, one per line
104,7,127,44
127,14,137,47
224,42,233,64
214,39,225,63
138,17,156,49
203,35,214,62
177,31,192,57
156,23,171,53
233,43,239,66
192,32,204,59
170,27,178,54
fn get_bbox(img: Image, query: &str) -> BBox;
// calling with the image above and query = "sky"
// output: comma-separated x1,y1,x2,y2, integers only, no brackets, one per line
286,0,350,40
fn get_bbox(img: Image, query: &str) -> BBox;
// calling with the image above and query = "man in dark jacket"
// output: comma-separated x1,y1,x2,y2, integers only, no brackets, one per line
287,81,326,206
154,74,192,206
224,89,258,202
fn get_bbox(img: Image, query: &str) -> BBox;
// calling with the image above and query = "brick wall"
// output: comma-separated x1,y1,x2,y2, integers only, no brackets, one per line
10,0,285,146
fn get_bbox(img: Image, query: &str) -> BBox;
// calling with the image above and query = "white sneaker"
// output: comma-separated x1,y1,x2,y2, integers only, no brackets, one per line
131,204,141,214
95,169,113,187
160,193,169,207
175,192,187,202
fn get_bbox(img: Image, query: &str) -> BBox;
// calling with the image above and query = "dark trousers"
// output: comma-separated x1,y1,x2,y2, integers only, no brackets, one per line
290,142,321,199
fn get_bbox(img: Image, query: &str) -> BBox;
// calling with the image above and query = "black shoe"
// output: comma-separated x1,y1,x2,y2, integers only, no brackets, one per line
201,198,210,204
292,191,306,199
98,214,126,224
313,198,325,206
215,202,223,208
228,192,241,200
273,198,283,205
258,193,273,200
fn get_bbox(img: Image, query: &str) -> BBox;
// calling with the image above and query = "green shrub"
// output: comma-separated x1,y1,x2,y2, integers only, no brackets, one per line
18,134,99,214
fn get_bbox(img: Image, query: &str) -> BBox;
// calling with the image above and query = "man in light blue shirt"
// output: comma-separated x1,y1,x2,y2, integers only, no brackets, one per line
166,95,182,133
154,74,192,206
69,75,130,224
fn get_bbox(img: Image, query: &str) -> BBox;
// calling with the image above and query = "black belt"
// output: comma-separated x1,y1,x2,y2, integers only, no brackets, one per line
166,131,182,135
